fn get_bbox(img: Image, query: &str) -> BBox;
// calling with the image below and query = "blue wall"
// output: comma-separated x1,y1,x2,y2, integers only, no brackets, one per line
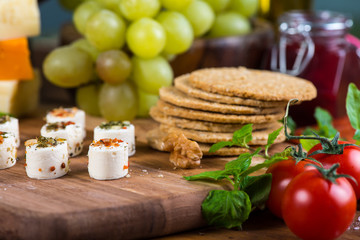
39,0,360,37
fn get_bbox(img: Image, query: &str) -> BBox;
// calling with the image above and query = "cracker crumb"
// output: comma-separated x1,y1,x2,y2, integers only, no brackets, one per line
158,174,164,178
126,174,131,178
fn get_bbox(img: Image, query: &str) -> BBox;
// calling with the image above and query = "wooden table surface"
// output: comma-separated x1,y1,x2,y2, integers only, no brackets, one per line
0,113,359,239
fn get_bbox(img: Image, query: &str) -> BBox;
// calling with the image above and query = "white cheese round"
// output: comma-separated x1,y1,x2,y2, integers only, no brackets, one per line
94,122,135,156
88,139,128,180
40,122,83,157
25,138,69,179
0,132,17,169
46,107,86,138
0,116,20,148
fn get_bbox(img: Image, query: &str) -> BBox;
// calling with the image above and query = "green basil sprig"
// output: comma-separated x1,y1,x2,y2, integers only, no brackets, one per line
346,83,360,144
184,125,290,229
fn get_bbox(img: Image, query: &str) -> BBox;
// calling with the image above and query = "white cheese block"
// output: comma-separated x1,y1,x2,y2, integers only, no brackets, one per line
88,139,128,180
0,132,17,169
0,116,20,148
25,138,69,180
0,0,40,40
40,122,83,157
94,122,135,156
46,107,86,138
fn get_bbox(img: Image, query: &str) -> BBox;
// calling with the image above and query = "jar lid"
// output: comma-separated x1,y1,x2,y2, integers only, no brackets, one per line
278,10,353,34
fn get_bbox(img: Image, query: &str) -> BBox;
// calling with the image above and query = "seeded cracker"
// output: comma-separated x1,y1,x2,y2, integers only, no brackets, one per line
188,67,317,101
160,86,284,115
155,100,285,124
175,75,288,107
159,123,286,145
149,107,279,133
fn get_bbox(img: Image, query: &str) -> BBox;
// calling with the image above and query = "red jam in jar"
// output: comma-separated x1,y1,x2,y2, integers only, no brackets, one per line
270,10,360,126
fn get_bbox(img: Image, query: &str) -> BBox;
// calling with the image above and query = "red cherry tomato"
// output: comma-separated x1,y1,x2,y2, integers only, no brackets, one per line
266,158,317,218
309,141,360,199
282,169,356,240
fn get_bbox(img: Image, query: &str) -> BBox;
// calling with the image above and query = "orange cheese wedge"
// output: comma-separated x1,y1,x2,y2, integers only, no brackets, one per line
0,37,34,80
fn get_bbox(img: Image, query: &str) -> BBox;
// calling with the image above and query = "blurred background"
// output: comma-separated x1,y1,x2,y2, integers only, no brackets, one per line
37,0,360,41
27,0,360,125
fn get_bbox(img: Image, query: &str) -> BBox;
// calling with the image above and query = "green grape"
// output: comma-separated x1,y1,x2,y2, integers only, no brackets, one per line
96,50,132,85
228,0,259,17
85,9,126,51
162,52,176,61
126,18,166,59
132,56,173,95
43,46,93,88
160,0,193,11
202,0,231,13
137,88,159,117
156,11,194,55
93,0,118,10
76,84,101,116
59,0,85,11
73,1,103,34
99,82,138,121
181,0,215,37
118,0,160,21
208,12,251,37
72,38,100,61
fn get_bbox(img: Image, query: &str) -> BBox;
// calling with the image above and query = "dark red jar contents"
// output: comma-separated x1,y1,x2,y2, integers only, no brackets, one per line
269,11,360,126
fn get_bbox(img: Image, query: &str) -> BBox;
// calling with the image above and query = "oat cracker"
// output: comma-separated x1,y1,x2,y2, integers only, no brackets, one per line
160,123,285,145
154,100,285,124
160,86,284,115
175,75,288,107
150,107,279,133
188,67,317,101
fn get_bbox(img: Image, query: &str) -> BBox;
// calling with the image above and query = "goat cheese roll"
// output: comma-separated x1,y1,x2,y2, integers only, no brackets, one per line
25,136,69,180
94,121,135,156
46,107,86,138
41,121,83,157
88,138,128,180
0,115,20,148
0,131,17,169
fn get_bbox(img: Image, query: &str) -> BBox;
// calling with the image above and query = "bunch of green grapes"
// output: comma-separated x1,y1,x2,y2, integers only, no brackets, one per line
45,0,258,121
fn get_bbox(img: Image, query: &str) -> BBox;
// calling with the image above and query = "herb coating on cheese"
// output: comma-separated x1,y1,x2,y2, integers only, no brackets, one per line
46,121,75,131
99,121,131,130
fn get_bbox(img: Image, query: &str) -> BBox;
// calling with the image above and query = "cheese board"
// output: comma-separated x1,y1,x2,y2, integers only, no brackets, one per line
0,114,359,239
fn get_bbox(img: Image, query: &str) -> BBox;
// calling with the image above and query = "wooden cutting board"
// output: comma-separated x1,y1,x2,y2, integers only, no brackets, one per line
0,115,359,239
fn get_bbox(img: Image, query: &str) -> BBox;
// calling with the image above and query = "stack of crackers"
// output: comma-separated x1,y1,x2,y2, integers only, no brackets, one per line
147,67,317,156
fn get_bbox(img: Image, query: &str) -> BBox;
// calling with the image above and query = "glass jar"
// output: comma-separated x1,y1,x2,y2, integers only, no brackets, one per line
270,10,360,126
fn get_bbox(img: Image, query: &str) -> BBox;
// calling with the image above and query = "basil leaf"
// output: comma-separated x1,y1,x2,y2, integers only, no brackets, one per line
268,147,292,162
264,127,283,155
202,190,251,229
240,174,272,209
184,170,231,181
225,153,252,171
232,124,253,147
346,83,360,141
285,116,296,135
300,138,320,151
209,141,233,153
224,147,259,170
314,107,337,138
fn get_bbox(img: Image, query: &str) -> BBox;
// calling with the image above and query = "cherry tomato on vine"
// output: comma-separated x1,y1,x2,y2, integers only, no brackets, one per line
266,158,318,218
309,141,360,199
282,168,356,240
